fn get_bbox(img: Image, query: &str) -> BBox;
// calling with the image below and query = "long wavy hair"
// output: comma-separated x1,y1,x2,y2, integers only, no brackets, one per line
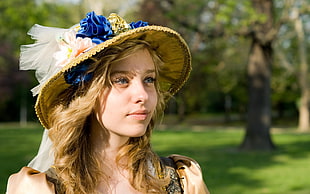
48,38,170,193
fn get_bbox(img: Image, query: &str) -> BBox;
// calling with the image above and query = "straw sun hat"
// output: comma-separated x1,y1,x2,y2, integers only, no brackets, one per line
20,11,191,129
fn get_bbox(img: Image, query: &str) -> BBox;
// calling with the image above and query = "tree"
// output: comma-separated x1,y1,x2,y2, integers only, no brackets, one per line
138,0,277,149
272,0,310,132
239,0,276,150
287,1,309,132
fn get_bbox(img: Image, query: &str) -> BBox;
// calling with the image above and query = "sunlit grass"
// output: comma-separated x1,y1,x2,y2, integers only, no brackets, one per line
152,127,310,194
0,123,309,194
0,123,43,193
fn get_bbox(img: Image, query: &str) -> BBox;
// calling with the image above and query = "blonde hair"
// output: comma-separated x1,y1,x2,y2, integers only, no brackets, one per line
48,38,169,193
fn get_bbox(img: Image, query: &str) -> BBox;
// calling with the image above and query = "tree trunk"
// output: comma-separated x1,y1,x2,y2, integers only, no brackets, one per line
240,0,276,150
293,8,309,132
240,41,275,150
225,95,232,123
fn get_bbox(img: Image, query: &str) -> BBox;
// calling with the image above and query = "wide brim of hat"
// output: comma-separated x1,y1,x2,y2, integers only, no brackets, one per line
35,25,191,129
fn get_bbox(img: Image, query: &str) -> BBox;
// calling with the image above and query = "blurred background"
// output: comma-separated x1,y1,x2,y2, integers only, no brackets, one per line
0,0,310,193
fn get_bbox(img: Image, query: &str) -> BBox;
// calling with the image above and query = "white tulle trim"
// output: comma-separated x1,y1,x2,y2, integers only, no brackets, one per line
28,129,54,172
20,24,67,96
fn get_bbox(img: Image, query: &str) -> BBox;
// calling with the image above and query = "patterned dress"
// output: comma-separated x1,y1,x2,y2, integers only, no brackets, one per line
44,157,183,194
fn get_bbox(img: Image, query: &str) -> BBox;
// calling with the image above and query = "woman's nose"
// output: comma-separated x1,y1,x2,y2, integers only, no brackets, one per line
131,81,148,104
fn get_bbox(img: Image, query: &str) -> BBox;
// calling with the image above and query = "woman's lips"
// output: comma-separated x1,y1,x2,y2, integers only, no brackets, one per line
127,111,149,121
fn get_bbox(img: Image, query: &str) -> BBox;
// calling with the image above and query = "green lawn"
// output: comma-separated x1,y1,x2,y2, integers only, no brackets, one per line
1,123,310,194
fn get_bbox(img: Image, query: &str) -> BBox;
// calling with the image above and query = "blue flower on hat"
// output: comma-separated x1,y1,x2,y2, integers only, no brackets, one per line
129,21,148,29
64,63,94,86
76,11,113,44
64,12,149,86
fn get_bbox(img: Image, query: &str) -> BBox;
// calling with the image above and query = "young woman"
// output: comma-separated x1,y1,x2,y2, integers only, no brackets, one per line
7,12,209,194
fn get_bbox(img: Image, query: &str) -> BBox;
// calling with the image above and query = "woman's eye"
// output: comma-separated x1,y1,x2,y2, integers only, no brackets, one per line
112,77,129,85
144,77,156,84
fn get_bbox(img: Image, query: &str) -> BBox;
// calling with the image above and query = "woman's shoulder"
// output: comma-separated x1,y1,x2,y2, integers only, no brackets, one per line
162,154,204,175
162,154,210,194
168,154,201,166
6,167,56,194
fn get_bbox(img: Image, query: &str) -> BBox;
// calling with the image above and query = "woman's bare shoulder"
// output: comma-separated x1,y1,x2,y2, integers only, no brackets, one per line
6,167,55,194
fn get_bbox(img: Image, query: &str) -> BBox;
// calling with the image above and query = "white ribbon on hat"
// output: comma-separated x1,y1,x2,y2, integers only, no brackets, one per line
28,129,54,172
20,24,67,96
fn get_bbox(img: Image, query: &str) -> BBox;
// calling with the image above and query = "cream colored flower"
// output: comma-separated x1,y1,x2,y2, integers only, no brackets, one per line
54,30,95,67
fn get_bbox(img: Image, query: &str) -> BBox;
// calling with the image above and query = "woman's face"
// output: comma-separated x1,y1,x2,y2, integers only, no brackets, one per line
94,48,158,140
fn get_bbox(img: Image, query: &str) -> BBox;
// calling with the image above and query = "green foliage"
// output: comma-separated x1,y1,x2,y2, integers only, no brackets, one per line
0,0,308,122
0,0,79,52
271,0,310,117
0,0,81,122
163,0,267,35
142,0,307,121
214,0,267,30
144,0,269,115
271,66,299,106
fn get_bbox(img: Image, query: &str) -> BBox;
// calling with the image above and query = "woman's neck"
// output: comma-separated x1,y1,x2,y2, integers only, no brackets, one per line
89,116,144,194
89,114,129,164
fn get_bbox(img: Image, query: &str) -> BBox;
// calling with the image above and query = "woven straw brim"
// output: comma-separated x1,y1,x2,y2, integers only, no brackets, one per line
35,25,191,129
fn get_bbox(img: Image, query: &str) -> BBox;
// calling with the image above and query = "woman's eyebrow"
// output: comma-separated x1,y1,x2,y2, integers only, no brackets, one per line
110,71,133,77
145,69,156,74
110,69,155,76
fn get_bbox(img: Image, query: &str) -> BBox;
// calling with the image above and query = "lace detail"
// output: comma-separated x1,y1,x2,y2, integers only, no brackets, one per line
165,166,182,194
160,157,183,194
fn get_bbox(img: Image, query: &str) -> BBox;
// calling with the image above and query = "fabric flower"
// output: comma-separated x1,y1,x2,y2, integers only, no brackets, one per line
108,13,130,34
58,12,149,86
64,64,93,86
130,21,148,29
53,30,95,67
76,11,113,44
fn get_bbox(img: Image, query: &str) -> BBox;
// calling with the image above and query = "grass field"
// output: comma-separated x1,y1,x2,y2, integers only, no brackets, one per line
1,122,310,194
